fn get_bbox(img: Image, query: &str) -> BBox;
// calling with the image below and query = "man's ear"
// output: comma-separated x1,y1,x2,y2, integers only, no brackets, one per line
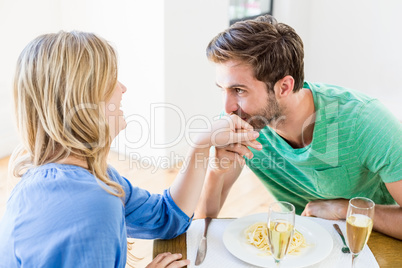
275,75,295,98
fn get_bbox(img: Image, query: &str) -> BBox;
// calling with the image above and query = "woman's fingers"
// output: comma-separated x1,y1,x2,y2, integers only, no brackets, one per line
146,252,169,268
210,113,264,149
228,113,253,131
158,253,185,267
146,252,189,268
166,259,191,268
212,129,259,147
152,252,171,262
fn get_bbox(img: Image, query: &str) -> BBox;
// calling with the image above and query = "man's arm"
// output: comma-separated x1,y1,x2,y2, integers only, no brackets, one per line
302,100,402,240
301,181,402,240
195,161,243,218
374,180,402,239
194,137,261,218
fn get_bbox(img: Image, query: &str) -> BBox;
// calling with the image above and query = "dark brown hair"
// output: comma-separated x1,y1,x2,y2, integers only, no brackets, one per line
206,15,304,92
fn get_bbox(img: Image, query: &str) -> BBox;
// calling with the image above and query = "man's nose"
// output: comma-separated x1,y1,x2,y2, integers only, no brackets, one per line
224,93,238,114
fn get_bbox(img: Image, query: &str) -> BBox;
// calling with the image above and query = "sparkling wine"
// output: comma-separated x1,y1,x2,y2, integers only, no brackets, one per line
346,214,373,254
268,220,294,260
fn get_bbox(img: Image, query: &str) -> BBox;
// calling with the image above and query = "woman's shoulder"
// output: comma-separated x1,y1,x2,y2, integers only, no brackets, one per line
17,163,123,208
10,163,124,228
24,162,92,180
20,163,99,193
3,164,125,267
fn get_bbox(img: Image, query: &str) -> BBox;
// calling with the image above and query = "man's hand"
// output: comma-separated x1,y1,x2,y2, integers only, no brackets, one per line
301,199,349,220
209,143,257,175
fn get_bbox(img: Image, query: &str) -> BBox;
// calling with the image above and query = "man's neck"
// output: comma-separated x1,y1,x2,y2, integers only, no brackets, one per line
269,88,315,149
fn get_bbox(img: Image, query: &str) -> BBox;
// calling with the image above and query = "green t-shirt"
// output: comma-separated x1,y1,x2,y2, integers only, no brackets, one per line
245,81,402,214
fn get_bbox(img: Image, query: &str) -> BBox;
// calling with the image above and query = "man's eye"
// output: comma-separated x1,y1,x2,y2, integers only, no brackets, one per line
235,88,245,94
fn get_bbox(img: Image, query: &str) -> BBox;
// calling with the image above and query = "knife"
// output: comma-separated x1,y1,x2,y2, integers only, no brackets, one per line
195,217,212,265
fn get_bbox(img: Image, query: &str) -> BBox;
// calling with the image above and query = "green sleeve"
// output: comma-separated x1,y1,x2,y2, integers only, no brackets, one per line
353,100,402,183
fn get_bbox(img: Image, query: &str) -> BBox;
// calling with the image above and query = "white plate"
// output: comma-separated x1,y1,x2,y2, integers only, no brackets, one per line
223,213,333,267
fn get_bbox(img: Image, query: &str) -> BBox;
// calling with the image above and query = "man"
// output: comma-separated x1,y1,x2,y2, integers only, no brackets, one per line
195,15,402,240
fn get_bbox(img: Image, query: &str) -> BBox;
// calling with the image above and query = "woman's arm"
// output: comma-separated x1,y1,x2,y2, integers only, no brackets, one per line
170,114,260,217
122,115,260,239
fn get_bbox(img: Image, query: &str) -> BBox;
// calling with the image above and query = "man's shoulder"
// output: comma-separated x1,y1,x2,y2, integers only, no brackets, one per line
305,81,382,123
306,81,374,105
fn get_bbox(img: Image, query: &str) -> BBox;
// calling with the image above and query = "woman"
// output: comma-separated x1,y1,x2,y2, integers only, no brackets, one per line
0,31,260,267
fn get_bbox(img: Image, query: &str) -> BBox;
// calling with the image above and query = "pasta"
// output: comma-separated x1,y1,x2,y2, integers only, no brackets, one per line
244,222,306,255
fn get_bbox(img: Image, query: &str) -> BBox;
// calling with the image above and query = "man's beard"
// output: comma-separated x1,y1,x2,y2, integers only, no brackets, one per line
235,91,284,131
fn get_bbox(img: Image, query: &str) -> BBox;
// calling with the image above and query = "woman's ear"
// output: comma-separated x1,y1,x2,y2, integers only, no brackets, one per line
274,75,295,98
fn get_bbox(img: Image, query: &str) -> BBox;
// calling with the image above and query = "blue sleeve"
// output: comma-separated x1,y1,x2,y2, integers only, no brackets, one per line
107,166,192,239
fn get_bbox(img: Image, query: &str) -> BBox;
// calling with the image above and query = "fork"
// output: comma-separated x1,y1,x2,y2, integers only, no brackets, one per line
333,224,351,253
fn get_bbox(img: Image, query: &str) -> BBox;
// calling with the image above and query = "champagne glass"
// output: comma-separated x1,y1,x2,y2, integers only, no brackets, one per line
346,197,375,268
267,201,295,267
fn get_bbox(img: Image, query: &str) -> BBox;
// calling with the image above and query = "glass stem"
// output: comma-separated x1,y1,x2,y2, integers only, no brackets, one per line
351,254,357,268
275,259,281,267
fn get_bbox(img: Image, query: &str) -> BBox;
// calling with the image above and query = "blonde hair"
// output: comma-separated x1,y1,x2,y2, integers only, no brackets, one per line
11,31,124,198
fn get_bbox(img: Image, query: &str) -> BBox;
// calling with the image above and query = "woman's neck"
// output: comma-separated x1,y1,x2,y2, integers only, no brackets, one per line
55,155,88,169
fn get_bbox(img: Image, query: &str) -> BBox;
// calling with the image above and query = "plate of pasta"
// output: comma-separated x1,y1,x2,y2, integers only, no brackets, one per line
223,213,333,267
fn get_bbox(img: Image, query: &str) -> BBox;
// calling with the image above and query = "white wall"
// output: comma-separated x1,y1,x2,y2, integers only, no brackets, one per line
274,0,402,119
163,0,228,159
59,0,168,161
0,0,227,164
0,0,62,158
0,0,401,160
0,0,168,160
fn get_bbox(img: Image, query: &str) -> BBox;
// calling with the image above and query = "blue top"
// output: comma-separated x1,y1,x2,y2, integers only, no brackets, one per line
0,163,192,267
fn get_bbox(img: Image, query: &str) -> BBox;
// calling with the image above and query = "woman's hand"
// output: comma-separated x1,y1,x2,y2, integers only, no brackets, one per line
210,114,259,147
146,253,190,268
194,114,261,149
206,114,263,174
